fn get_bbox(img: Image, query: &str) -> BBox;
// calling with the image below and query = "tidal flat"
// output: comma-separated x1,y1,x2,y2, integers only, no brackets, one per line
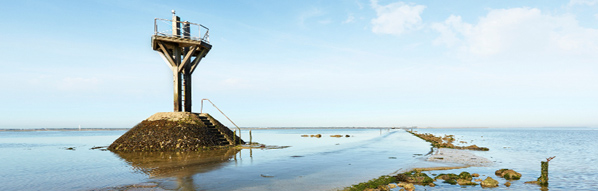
1,127,597,190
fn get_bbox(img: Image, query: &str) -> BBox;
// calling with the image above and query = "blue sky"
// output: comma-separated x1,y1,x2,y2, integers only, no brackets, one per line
1,0,597,128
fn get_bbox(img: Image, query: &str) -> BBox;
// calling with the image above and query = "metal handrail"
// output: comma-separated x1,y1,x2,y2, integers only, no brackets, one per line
200,98,241,142
153,18,210,43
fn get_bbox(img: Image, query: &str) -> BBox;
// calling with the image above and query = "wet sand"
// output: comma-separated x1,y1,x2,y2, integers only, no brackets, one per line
426,148,493,167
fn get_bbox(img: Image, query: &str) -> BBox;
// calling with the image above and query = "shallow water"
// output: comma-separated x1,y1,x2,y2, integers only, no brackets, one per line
411,127,598,190
1,128,596,190
0,129,445,191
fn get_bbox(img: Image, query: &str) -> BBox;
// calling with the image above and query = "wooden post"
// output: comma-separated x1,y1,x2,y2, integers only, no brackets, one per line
538,161,549,186
183,72,192,112
172,15,182,112
537,156,555,186
173,69,182,112
249,130,252,145
182,21,192,112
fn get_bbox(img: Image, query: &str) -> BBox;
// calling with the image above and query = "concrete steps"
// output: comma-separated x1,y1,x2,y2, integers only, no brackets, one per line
198,115,231,145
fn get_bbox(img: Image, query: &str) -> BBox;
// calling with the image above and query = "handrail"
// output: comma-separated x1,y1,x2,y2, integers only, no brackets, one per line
154,18,210,44
200,98,241,142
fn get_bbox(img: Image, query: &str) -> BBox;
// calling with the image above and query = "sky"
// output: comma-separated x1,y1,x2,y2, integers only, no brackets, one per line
0,0,597,129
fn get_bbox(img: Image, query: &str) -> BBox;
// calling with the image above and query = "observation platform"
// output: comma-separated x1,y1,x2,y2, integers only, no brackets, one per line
151,18,212,58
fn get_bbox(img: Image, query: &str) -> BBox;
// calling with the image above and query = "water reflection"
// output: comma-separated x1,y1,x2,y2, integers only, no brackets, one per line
112,148,241,190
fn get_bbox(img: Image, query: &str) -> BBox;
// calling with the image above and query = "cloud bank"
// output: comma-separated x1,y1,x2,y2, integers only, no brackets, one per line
370,0,426,36
430,7,598,63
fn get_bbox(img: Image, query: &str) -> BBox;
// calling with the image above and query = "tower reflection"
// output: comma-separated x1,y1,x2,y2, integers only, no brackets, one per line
112,148,241,190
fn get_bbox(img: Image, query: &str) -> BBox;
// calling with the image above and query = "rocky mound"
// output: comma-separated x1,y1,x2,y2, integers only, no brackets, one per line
108,112,244,152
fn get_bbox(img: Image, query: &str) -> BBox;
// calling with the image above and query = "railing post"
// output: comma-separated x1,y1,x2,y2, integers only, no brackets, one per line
233,130,237,145
154,18,158,35
200,99,204,113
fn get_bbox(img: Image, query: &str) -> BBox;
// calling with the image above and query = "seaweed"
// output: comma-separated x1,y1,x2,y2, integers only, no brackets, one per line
345,175,396,191
406,130,489,151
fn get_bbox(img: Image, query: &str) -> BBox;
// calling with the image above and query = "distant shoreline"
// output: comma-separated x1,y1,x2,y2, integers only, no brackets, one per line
0,128,131,132
0,126,495,132
0,127,408,132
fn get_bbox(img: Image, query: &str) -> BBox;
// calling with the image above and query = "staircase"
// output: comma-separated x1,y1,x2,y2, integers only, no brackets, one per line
198,115,232,146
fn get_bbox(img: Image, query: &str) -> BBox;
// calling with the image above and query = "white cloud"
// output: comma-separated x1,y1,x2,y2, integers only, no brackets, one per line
343,14,355,24
370,0,426,36
432,7,598,60
568,0,598,6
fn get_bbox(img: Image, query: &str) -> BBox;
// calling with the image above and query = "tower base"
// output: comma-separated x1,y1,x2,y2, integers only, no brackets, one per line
108,112,244,152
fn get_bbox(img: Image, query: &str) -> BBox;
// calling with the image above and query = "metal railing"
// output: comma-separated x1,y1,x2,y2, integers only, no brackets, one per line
200,99,241,142
154,18,210,43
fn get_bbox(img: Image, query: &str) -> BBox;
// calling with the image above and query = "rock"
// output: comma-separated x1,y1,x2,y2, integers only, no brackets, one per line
397,182,407,187
435,173,459,185
428,183,435,187
314,134,322,138
444,179,457,185
455,173,478,186
504,182,511,187
378,185,391,191
495,169,521,180
330,134,343,138
434,173,458,181
459,172,472,181
457,179,478,186
480,177,499,188
345,135,351,137
301,135,308,137
472,173,480,177
503,170,521,180
403,183,415,191
399,170,434,185
388,183,397,188
495,169,508,176
525,181,539,184
396,174,408,182
474,178,482,182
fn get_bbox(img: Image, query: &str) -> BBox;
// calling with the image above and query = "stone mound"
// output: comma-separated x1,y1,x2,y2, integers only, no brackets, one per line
108,112,244,152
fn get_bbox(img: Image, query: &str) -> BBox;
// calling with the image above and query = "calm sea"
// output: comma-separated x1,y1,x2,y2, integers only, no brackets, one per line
0,128,596,190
